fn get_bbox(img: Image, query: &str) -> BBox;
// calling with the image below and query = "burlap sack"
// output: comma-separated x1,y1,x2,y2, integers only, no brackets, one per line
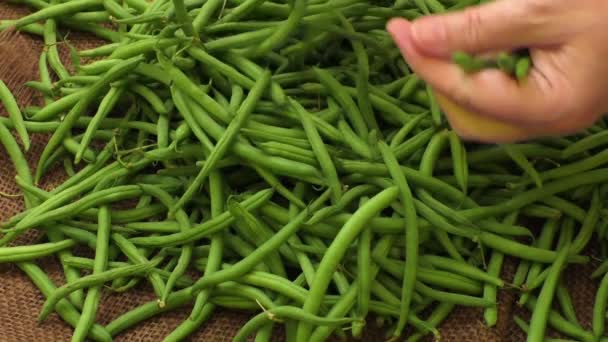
0,2,601,341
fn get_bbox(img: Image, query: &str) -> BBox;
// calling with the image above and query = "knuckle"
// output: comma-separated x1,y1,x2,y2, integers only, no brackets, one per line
460,9,484,50
525,0,555,16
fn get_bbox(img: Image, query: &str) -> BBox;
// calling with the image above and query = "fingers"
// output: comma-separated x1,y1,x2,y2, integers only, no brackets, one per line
387,18,566,125
408,0,566,57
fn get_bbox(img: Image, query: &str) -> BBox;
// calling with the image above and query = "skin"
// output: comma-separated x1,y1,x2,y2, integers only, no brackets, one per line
387,0,608,142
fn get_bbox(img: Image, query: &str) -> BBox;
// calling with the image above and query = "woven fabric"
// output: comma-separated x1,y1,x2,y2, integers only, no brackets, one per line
0,2,600,341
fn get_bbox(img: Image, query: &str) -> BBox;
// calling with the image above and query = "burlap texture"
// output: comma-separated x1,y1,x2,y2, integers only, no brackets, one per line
0,2,601,341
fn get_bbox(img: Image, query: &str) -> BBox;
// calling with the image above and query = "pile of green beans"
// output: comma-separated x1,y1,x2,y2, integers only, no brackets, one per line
1,0,608,341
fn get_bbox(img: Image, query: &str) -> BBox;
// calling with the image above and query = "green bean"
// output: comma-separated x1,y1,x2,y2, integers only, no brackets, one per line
563,130,608,157
447,131,468,193
259,141,317,166
0,19,45,35
527,243,570,342
44,1,74,80
353,197,372,338
204,27,274,51
229,200,287,278
593,271,608,338
39,259,160,322
484,248,505,327
392,127,435,161
525,299,595,341
245,0,305,57
309,235,392,341
170,0,195,36
460,169,608,220
0,120,35,209
238,270,309,305
132,84,168,114
337,119,374,159
246,121,306,138
540,196,586,222
16,0,103,28
292,99,341,203
170,87,214,153
415,281,492,306
297,187,399,342
37,49,54,107
313,67,368,137
340,14,379,133
103,0,134,19
0,240,75,262
570,189,601,254
438,143,561,170
244,128,311,149
477,232,587,264
138,184,192,307
105,287,193,336
130,188,273,247
420,255,503,287
163,304,215,342
18,262,113,342
25,80,54,96
45,229,84,309
412,199,476,240
503,144,542,188
36,56,144,181
593,259,608,279
521,149,608,188
47,225,97,249
374,256,482,295
28,91,81,122
71,206,111,342
515,56,532,81
307,184,376,225
0,80,30,150
76,85,126,163
114,11,166,24
218,235,269,273
377,141,418,336
252,165,306,208
223,52,286,105
235,306,357,342
215,0,267,25
163,55,231,123
171,70,270,214
514,316,582,342
497,52,517,74
190,191,331,294
519,218,559,306
63,256,193,288
69,10,111,23
451,51,491,73
187,47,256,90
556,282,580,328
406,302,454,342
9,185,147,233
191,0,224,33
112,233,166,297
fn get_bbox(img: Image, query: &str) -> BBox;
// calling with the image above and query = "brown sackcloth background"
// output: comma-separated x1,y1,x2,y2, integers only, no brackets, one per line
0,2,603,341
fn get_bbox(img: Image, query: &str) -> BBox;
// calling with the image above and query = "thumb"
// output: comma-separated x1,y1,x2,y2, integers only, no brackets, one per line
409,0,562,57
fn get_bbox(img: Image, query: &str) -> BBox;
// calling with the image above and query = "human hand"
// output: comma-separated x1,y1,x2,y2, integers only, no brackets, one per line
387,0,608,142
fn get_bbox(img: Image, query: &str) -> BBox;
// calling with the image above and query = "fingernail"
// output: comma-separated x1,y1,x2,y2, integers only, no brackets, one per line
411,18,448,56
